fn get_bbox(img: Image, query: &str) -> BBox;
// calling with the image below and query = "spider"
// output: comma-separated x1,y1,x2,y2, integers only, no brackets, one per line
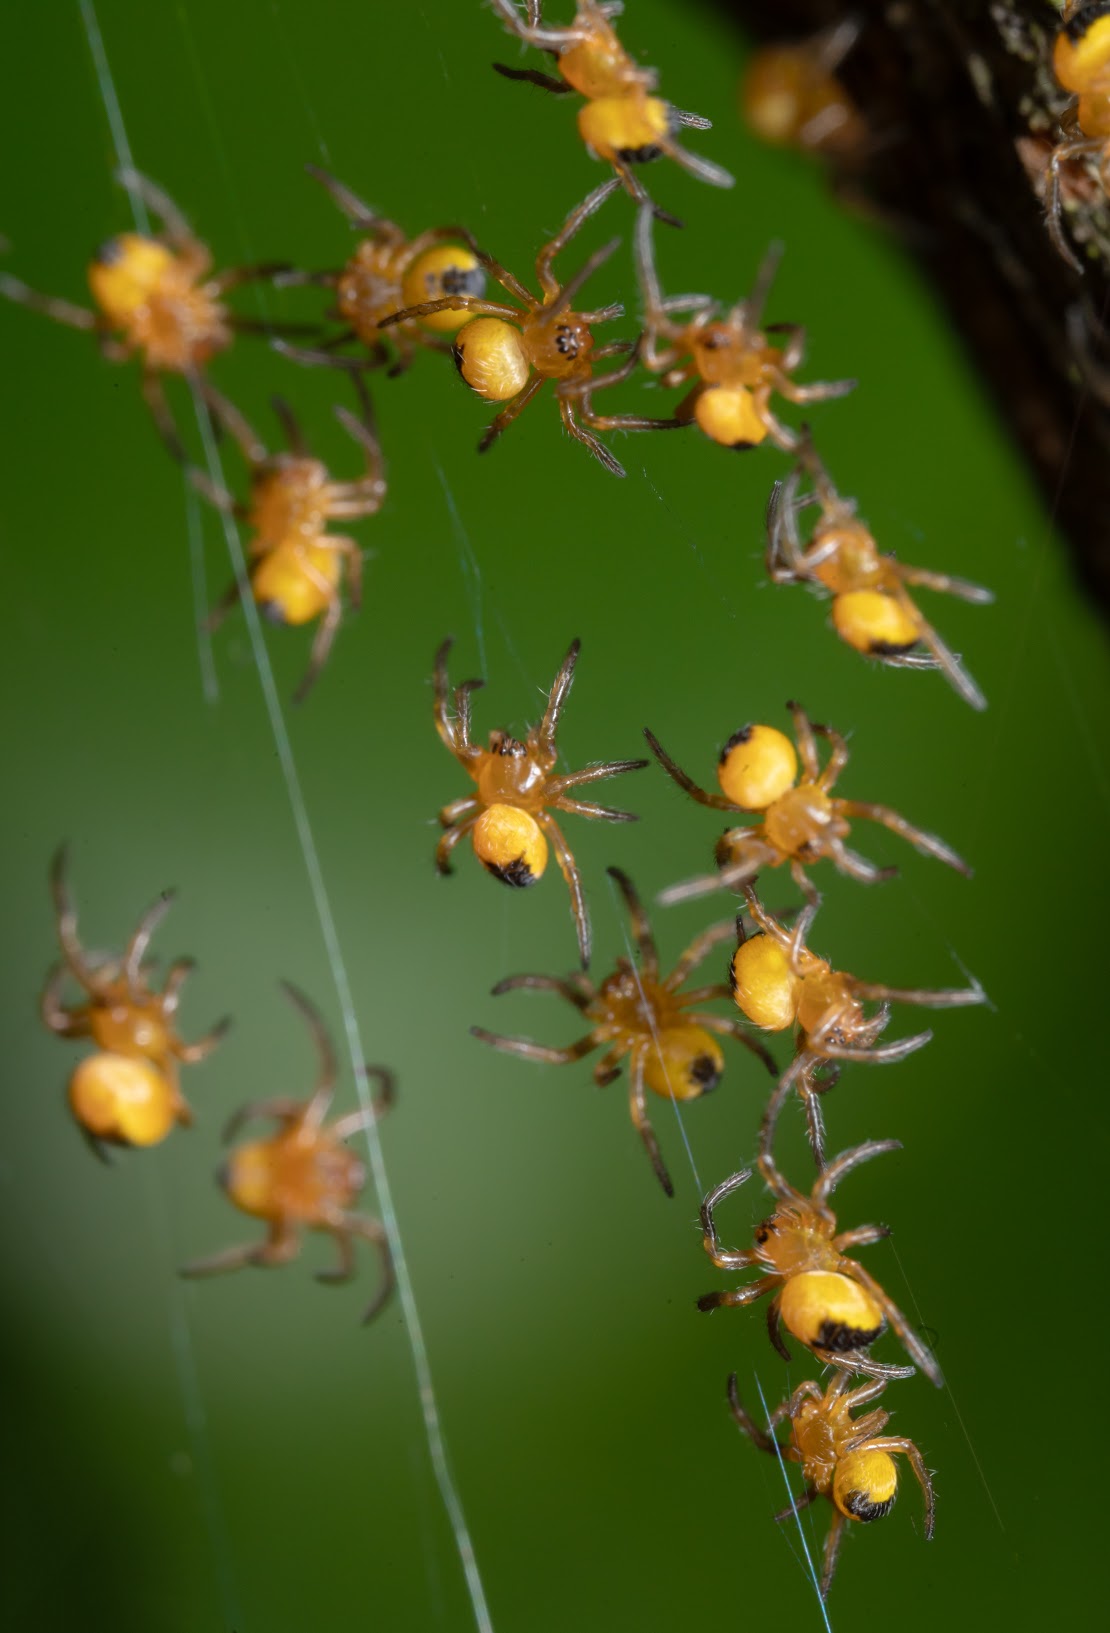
271,165,486,375
182,983,395,1323
488,0,733,221
40,846,230,1156
379,178,684,476
726,1370,934,1598
766,453,993,711
1048,4,1110,271
645,699,969,910
471,865,776,1196
0,169,296,456
698,1133,943,1386
191,382,383,702
741,21,865,162
632,204,855,451
731,885,985,1166
433,637,646,967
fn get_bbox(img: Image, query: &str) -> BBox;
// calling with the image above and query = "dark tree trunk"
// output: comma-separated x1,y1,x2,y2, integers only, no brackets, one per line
714,0,1110,616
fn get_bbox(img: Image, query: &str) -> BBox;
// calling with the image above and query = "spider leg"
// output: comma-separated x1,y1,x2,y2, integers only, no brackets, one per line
766,1293,792,1361
222,1098,304,1142
551,795,641,820
470,1026,599,1065
279,982,337,1132
691,1014,778,1077
538,639,581,751
758,1051,812,1180
291,593,343,705
698,1166,755,1266
346,1213,395,1324
1046,138,1102,272
176,1014,232,1065
659,134,735,190
114,168,194,246
0,268,97,330
837,799,970,876
181,1224,300,1278
491,972,595,1010
850,1263,943,1388
535,178,622,301
896,562,993,603
665,919,736,989
628,1049,673,1196
272,335,378,373
141,370,187,462
547,758,648,795
330,1066,397,1136
828,839,899,886
892,587,988,711
868,1435,936,1535
771,1485,822,1527
557,393,627,476
40,966,84,1035
436,815,480,874
477,374,547,454
800,1075,828,1168
604,866,658,977
122,889,176,991
696,1275,777,1314
817,1030,934,1064
206,576,248,633
491,62,574,94
819,1509,847,1599
785,699,822,782
850,978,984,1010
314,1224,357,1285
727,1373,789,1450
643,729,736,810
814,1137,901,1206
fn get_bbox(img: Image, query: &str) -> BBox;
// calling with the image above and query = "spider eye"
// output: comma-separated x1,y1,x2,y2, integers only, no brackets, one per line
833,1449,899,1523
472,805,548,887
717,723,797,807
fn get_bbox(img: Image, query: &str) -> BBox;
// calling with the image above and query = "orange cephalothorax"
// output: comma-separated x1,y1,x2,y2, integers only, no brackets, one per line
183,983,396,1323
472,867,775,1195
697,1136,942,1384
193,386,384,702
40,846,229,1155
278,166,485,372
727,1370,934,1598
647,699,969,909
633,206,854,451
766,454,992,709
489,0,732,213
382,178,683,476
433,638,648,964
729,885,984,1166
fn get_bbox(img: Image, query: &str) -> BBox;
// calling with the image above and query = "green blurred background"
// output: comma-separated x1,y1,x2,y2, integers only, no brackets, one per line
2,2,1107,1628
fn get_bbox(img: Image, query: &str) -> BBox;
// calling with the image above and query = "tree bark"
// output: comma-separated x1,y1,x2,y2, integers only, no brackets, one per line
715,0,1110,615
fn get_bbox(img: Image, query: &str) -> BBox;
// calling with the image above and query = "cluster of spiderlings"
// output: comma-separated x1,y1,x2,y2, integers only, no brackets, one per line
13,0,997,1602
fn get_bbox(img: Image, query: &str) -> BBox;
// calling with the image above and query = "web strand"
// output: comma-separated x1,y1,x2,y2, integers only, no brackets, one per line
189,384,496,1633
